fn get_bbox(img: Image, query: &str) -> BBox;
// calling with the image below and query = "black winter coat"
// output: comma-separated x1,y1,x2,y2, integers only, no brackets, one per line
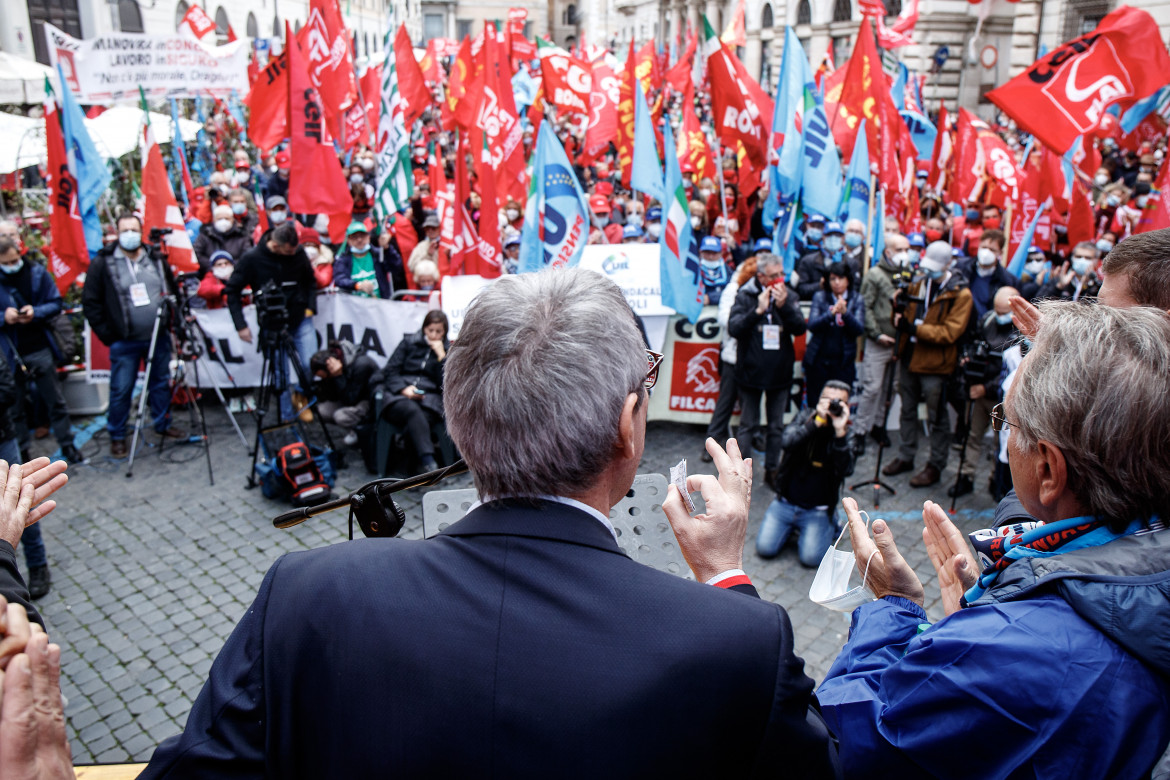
728,278,807,390
316,341,378,410
0,350,17,442
193,223,254,276
373,332,447,419
82,245,178,347
225,242,317,333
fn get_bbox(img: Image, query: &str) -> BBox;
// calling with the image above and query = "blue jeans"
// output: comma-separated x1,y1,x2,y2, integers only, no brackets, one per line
107,339,172,441
756,497,837,567
0,438,46,569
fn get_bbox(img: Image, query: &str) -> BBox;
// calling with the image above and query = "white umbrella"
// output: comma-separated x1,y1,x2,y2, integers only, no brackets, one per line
0,111,46,175
0,52,59,105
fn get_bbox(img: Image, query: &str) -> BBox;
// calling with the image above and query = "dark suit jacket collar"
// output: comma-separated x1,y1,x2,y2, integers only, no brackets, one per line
440,499,627,557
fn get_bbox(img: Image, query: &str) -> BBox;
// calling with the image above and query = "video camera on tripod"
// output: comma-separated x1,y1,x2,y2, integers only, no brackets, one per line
959,339,1002,388
891,270,923,315
253,280,300,349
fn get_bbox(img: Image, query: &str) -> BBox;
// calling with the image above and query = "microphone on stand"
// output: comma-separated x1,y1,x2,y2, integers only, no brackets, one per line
273,459,469,538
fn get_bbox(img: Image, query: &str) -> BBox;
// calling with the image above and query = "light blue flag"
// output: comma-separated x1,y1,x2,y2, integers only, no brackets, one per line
890,63,908,112
840,120,871,225
1061,137,1079,202
799,91,842,219
228,89,247,137
518,122,593,273
870,190,885,267
778,202,803,275
659,122,703,322
1007,207,1045,277
512,67,538,113
169,98,189,207
631,80,664,201
56,65,109,256
899,109,937,161
1120,86,1170,133
765,27,816,224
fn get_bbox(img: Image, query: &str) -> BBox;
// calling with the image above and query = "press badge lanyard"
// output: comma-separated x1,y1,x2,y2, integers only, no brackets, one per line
124,256,152,308
762,293,781,351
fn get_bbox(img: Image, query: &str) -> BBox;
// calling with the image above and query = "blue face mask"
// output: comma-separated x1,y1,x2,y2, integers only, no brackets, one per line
805,228,823,243
995,312,1013,326
924,267,944,281
1072,257,1094,276
118,231,142,251
966,209,979,222
1096,240,1114,254
0,260,22,275
844,232,863,249
823,235,843,252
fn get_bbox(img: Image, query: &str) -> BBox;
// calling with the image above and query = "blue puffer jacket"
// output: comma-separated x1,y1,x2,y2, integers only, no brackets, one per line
816,525,1170,779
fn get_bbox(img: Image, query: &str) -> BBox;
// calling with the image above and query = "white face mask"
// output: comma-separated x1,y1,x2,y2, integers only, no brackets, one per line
212,265,233,280
350,174,364,185
809,514,878,612
977,247,998,267
647,223,662,240
1024,259,1046,277
214,218,233,233
506,209,520,221
359,158,375,171
269,210,288,225
691,216,702,229
1094,173,1109,187
890,250,910,267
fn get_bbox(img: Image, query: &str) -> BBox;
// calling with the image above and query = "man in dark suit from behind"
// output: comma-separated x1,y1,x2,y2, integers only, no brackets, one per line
140,268,839,779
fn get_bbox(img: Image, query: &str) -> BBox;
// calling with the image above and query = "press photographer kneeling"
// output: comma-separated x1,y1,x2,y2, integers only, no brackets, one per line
756,380,855,564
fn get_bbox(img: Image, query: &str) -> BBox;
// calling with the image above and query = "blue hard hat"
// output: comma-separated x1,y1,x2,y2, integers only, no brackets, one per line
623,224,644,239
824,221,844,235
646,206,662,221
700,236,723,253
907,232,926,248
753,237,773,252
805,213,827,225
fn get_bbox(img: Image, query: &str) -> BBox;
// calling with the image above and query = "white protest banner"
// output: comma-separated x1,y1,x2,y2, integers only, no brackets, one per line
316,293,432,367
441,275,494,340
578,244,676,317
45,23,249,102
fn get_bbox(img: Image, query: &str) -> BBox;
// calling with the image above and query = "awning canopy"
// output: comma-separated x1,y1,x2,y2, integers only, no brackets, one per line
0,52,59,105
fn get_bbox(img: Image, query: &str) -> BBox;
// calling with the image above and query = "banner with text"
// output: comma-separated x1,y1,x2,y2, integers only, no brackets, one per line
45,23,250,102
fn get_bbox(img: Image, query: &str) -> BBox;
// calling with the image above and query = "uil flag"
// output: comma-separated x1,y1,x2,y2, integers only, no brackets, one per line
987,6,1170,154
286,24,353,217
631,80,664,201
799,90,843,221
518,123,591,273
660,122,703,323
376,14,415,220
43,79,88,293
138,97,196,272
763,26,815,225
840,120,872,225
56,65,108,256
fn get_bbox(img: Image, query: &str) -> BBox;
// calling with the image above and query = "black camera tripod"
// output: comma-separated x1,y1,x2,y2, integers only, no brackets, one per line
125,236,249,484
244,283,338,489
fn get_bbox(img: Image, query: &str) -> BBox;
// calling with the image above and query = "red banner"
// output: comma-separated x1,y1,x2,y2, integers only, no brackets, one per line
584,59,619,157
395,24,433,128
245,52,289,153
141,125,196,273
541,53,591,115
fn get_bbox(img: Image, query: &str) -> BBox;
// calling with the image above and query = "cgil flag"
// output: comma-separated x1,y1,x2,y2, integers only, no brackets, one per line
56,64,109,256
519,123,592,273
42,78,89,293
138,93,196,273
987,6,1170,154
660,121,703,322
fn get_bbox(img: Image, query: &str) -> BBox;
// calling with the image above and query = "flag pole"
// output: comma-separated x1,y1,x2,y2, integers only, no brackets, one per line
713,136,728,226
864,173,877,273
1003,200,1013,253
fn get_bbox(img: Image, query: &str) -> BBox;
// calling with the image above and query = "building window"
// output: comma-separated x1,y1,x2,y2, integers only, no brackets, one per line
524,21,532,38
273,16,281,37
246,12,258,39
832,33,852,61
423,13,444,42
215,7,231,44
797,0,812,24
760,39,772,90
1061,0,1111,41
563,4,577,25
885,0,901,16
175,0,189,31
762,3,774,27
456,18,473,39
119,0,144,32
832,0,851,22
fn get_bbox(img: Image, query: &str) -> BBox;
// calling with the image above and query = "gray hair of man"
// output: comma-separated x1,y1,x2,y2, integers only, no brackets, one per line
1072,240,1100,259
1012,301,1170,531
444,268,646,500
757,252,784,275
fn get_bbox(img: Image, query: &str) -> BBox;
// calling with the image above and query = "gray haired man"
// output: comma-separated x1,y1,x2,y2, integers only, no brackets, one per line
853,232,908,455
141,267,840,777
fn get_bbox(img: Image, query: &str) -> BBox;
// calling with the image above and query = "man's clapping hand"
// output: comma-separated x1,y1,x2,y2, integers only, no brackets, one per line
0,624,73,780
0,460,67,550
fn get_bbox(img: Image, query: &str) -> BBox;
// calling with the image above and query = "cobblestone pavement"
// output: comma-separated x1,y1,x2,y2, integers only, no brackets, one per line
23,403,999,765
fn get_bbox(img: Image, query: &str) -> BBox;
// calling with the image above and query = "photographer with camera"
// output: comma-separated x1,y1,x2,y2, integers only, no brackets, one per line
882,241,973,488
756,380,855,564
226,223,318,422
949,286,1018,498
853,233,910,455
82,215,183,458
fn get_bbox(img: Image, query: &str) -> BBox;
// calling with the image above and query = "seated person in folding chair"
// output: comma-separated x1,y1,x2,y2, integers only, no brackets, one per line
372,311,449,472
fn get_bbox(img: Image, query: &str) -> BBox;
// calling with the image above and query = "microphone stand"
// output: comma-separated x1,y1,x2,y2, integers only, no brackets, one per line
273,459,469,539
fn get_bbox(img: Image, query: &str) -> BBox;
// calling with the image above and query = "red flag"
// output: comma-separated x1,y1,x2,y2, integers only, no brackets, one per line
420,40,444,84
830,18,893,165
584,58,620,157
445,37,478,132
360,64,381,141
666,33,696,95
395,25,433,128
1141,155,1170,233
245,51,288,152
617,41,638,188
178,5,216,41
706,29,771,169
987,6,1170,154
227,24,238,43
720,0,747,48
927,105,951,193
1067,180,1095,246
140,124,196,273
444,132,480,274
476,22,525,197
295,0,358,135
541,53,592,116
286,23,353,216
508,8,536,66
473,132,502,278
679,96,715,180
43,95,88,293
635,42,659,95
815,40,835,90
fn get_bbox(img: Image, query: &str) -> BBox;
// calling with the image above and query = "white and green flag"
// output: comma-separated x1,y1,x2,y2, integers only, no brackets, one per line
375,16,414,220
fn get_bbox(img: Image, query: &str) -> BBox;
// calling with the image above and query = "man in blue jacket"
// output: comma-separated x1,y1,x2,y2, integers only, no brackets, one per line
816,301,1170,779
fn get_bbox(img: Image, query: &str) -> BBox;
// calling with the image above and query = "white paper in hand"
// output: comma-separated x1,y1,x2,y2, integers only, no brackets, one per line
670,459,697,514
